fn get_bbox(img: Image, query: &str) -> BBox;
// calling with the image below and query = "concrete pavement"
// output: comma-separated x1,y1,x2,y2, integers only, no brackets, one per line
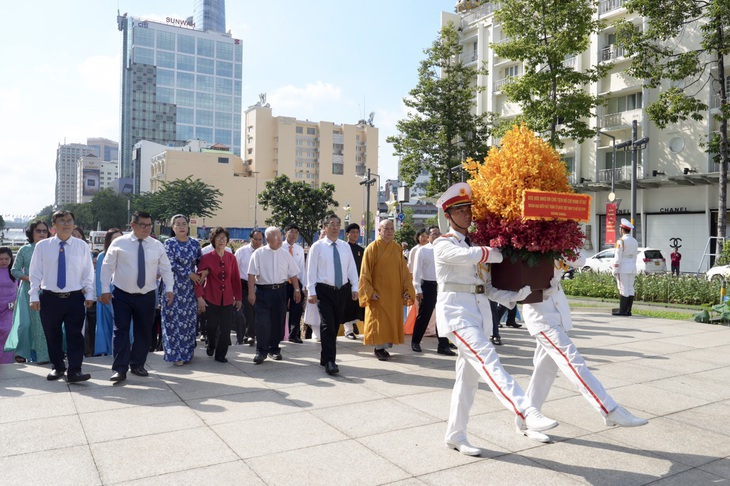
2,311,730,485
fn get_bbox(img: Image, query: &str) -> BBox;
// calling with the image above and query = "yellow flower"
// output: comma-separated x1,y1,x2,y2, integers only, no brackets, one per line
464,124,573,222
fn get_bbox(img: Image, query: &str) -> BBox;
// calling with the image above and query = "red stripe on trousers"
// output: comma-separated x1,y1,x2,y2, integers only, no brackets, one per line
453,330,525,419
539,331,610,415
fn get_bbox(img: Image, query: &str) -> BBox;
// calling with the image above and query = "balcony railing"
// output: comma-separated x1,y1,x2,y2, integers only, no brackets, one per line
460,2,501,28
461,52,478,64
601,44,625,61
493,76,518,92
563,56,577,69
598,108,642,128
599,0,626,15
598,164,644,183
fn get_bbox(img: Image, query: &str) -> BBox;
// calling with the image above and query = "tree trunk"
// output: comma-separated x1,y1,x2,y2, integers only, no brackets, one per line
716,23,728,257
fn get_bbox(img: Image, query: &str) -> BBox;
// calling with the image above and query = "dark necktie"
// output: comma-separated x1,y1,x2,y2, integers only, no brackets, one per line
57,241,66,289
137,239,146,288
464,236,471,247
333,242,343,288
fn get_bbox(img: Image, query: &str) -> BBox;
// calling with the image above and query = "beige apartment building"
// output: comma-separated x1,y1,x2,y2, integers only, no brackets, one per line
244,100,379,236
76,154,119,204
149,146,269,233
447,0,730,272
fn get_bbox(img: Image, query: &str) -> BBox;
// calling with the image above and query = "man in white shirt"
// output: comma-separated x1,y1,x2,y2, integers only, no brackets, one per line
29,210,95,382
282,224,306,344
307,214,359,375
100,211,174,383
411,225,455,356
234,229,263,345
247,227,301,364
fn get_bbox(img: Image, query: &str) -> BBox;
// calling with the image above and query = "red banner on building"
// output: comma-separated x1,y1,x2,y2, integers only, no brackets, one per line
521,190,592,222
605,203,617,245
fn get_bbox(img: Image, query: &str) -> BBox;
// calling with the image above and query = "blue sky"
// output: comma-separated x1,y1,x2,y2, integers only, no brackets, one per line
0,0,454,219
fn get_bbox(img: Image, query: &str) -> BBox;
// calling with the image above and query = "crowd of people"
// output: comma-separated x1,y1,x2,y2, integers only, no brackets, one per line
0,190,649,454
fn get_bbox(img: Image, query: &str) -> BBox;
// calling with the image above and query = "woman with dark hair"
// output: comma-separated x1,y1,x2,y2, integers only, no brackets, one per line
94,227,124,355
5,221,51,363
72,227,86,242
162,214,202,366
0,246,17,363
195,227,242,362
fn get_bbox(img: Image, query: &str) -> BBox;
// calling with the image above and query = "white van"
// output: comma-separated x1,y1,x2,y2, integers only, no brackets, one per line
89,231,106,252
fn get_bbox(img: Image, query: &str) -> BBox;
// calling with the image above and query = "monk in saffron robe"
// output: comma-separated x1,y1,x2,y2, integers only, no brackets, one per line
359,219,415,361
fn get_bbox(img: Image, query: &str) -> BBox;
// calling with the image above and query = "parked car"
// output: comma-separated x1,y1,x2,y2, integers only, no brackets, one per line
706,265,730,281
582,247,667,274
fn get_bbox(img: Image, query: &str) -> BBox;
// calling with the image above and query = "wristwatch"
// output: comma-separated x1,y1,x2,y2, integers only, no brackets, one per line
294,289,301,293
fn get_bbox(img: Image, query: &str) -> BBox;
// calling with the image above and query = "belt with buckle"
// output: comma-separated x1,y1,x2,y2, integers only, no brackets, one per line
43,289,83,298
440,283,485,294
256,283,287,290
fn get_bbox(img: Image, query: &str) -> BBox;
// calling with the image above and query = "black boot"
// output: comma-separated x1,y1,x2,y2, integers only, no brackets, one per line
626,296,634,316
612,296,627,316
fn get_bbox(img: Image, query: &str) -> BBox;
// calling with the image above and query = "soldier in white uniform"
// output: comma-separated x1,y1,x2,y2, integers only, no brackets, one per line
433,182,559,456
519,256,649,442
611,218,638,316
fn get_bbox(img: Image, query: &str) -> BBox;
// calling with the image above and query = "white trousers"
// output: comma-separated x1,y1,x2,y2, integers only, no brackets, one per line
525,327,617,419
343,319,357,335
616,273,635,297
444,326,531,443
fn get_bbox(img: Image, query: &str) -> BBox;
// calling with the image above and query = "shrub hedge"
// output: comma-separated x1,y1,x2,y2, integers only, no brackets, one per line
562,271,722,306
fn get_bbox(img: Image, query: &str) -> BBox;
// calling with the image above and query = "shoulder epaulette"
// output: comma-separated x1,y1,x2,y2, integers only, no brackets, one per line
441,233,456,238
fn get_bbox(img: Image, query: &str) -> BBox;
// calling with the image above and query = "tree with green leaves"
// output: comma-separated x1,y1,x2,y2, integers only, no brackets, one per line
493,0,610,148
134,176,223,223
33,205,55,224
388,23,496,195
257,175,338,246
616,0,730,253
89,188,129,229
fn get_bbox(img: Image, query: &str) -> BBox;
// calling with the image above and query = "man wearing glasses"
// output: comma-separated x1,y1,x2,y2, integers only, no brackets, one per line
100,211,174,383
29,210,95,382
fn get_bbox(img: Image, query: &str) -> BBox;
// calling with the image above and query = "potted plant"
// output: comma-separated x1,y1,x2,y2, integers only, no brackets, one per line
464,124,589,302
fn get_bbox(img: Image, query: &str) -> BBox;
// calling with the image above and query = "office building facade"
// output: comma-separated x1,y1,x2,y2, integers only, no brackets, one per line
55,142,92,207
117,12,242,193
76,154,119,204
447,0,730,272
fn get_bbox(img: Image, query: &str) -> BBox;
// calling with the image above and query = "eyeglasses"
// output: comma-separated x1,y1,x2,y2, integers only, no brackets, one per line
56,219,74,226
135,223,153,229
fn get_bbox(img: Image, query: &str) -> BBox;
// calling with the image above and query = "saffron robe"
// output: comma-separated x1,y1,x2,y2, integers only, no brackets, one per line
358,238,416,346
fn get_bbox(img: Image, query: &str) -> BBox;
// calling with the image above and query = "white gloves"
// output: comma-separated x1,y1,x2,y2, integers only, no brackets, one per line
488,247,503,263
515,285,532,301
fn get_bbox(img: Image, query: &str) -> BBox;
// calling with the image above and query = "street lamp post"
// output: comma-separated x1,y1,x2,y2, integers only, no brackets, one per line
359,167,379,246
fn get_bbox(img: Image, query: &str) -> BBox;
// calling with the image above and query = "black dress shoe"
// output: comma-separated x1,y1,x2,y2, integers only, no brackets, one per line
490,336,502,346
215,357,228,363
411,343,422,352
253,353,266,364
374,348,389,361
268,352,282,361
325,361,339,375
110,371,127,382
47,369,66,381
437,348,457,356
288,336,303,344
206,347,215,356
505,322,522,328
245,337,255,346
67,371,91,383
449,343,457,350
130,367,149,377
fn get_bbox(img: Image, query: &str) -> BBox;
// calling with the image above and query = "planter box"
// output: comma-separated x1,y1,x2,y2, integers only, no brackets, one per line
491,257,554,304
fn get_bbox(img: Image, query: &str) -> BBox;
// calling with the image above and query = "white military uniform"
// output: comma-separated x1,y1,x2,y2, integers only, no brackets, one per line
433,228,533,445
521,257,618,425
612,230,638,297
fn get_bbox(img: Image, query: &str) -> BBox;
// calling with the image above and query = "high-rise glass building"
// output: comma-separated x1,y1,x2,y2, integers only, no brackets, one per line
193,0,226,33
117,8,242,192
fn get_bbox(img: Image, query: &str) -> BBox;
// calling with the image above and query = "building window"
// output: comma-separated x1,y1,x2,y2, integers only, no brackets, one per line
177,34,195,54
296,127,303,134
177,54,195,72
157,69,174,87
197,57,215,75
606,92,642,114
505,65,520,78
216,77,232,95
196,92,214,110
156,31,175,51
134,47,154,65
176,72,195,90
197,75,214,93
216,60,233,78
307,127,316,135
215,95,232,112
218,157,229,164
332,164,343,175
157,50,175,68
216,41,233,61
133,27,154,47
176,89,195,107
197,38,215,57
